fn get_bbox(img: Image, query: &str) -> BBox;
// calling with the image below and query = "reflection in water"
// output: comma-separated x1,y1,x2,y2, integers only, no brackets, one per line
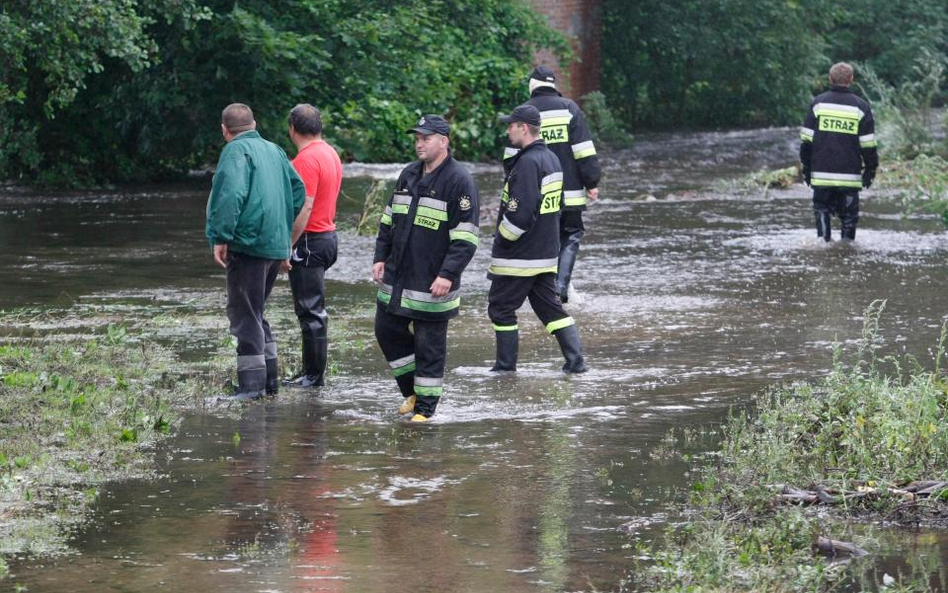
4,128,948,591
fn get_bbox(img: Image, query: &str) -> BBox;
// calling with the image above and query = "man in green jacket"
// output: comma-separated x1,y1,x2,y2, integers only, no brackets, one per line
206,103,305,400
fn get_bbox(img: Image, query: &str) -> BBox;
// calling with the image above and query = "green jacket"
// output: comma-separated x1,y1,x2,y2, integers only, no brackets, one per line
205,130,305,260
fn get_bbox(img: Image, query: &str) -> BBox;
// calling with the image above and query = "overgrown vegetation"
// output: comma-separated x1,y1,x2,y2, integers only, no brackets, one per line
632,302,948,592
0,0,568,185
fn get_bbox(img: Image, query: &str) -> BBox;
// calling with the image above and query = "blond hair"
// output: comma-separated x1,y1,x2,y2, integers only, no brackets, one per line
829,62,854,86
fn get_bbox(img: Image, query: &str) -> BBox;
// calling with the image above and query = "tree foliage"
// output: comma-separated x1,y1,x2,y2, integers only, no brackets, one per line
0,0,567,185
601,0,948,130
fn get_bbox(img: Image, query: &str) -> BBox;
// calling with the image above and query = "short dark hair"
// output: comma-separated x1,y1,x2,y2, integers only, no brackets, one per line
525,123,541,136
289,103,323,137
222,103,254,133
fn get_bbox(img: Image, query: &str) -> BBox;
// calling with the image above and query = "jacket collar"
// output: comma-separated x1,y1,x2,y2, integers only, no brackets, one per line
829,85,852,93
531,86,562,98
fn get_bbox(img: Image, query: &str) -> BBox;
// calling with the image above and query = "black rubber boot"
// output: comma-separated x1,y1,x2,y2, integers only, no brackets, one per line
284,335,326,388
554,325,588,373
815,212,832,242
840,226,856,241
265,356,279,396
490,330,519,372
233,368,267,401
556,239,581,303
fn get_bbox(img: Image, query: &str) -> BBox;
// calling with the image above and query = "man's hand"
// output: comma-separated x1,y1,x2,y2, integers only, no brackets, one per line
372,261,385,283
587,187,600,202
213,244,228,269
280,259,292,273
862,170,875,189
429,276,452,297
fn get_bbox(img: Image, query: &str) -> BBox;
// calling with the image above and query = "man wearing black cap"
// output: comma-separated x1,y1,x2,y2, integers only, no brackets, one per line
490,104,587,373
504,66,601,303
372,115,480,422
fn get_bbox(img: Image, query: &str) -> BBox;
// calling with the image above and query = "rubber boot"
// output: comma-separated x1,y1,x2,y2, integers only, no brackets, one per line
815,212,832,242
554,325,588,373
840,226,856,242
398,395,416,415
284,335,326,388
413,395,439,420
265,356,279,396
556,240,581,303
490,330,519,372
233,367,267,401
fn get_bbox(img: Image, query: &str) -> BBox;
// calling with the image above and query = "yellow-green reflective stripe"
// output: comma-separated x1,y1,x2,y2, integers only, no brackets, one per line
860,140,878,148
391,204,409,214
380,213,393,225
814,109,862,119
573,147,596,159
564,196,586,207
449,230,478,244
546,317,575,334
811,179,862,188
377,289,392,304
402,296,460,313
415,385,442,396
488,265,558,277
541,180,563,194
800,133,813,142
416,206,448,221
392,362,416,377
543,116,571,126
498,224,520,241
493,324,518,332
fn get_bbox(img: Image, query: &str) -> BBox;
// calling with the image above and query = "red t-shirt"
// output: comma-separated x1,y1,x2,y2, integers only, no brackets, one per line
291,140,343,233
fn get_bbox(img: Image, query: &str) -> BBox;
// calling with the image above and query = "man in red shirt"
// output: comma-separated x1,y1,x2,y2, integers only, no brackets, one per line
283,104,343,389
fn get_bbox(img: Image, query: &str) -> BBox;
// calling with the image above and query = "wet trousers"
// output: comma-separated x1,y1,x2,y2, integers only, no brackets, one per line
374,303,448,418
288,232,338,383
488,273,572,333
555,210,585,301
226,251,281,392
813,187,860,241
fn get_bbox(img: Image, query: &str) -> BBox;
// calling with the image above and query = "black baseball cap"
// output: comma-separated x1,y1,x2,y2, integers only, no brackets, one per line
407,114,450,137
529,66,556,83
498,104,541,127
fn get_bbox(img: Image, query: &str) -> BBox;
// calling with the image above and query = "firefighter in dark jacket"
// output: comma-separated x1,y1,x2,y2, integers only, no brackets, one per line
504,66,601,302
372,115,479,422
490,104,587,373
800,62,879,241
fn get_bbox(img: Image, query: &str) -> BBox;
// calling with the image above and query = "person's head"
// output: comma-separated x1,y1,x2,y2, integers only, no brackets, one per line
221,103,256,141
406,115,450,165
829,62,854,87
528,65,557,94
288,103,323,143
499,104,542,148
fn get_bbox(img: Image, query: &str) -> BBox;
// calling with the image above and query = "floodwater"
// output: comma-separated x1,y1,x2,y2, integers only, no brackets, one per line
3,127,948,591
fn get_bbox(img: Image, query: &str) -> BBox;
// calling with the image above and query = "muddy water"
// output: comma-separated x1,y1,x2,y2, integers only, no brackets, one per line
4,128,948,591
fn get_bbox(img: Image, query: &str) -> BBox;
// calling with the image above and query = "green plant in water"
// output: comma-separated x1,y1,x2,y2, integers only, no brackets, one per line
356,180,391,237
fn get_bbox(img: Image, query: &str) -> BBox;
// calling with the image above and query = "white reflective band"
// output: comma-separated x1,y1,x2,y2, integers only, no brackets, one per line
813,102,864,118
540,109,571,120
571,140,594,153
800,127,815,136
490,257,558,268
393,194,412,205
453,222,479,234
414,376,443,387
540,172,564,186
378,282,393,294
500,216,526,238
418,197,446,210
504,147,520,158
402,288,460,303
812,171,862,181
383,205,392,215
388,353,415,369
563,189,585,198
859,134,875,142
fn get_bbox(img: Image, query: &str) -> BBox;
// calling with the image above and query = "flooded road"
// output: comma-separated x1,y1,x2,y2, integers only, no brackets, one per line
4,127,948,591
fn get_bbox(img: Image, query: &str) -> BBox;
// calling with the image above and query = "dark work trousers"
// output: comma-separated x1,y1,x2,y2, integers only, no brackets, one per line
288,232,338,380
556,210,585,300
488,273,572,331
813,187,860,241
226,251,282,388
374,303,449,418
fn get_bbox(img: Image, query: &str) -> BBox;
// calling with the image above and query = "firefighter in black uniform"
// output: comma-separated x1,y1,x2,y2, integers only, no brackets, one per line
800,62,879,241
372,115,479,422
490,104,587,373
504,66,601,302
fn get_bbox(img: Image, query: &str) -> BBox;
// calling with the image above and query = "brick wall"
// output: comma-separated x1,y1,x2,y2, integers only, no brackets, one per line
528,0,602,101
